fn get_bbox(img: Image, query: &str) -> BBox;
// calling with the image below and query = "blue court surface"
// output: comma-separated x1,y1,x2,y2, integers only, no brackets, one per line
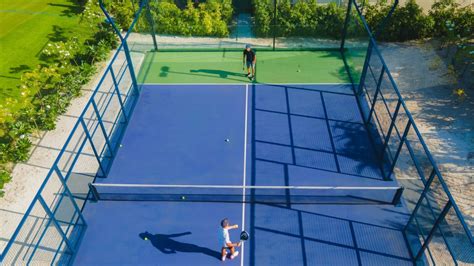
74,84,413,265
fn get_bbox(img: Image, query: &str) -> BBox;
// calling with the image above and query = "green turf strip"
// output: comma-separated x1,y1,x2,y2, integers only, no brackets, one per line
137,50,352,84
0,0,91,111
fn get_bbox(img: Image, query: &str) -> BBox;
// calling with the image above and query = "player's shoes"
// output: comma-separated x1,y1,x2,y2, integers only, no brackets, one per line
247,73,252,77
230,251,239,259
221,255,226,261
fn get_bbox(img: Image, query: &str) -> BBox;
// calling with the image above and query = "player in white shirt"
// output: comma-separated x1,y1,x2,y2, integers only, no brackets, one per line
219,218,241,261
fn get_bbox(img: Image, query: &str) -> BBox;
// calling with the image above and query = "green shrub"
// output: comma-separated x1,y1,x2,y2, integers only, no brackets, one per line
148,0,233,37
365,0,434,41
0,0,119,191
253,0,471,42
253,0,345,38
0,169,12,196
430,0,473,39
253,0,273,37
317,3,346,38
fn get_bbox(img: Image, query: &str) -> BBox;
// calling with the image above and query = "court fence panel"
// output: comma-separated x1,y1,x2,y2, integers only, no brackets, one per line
343,0,473,264
0,7,141,263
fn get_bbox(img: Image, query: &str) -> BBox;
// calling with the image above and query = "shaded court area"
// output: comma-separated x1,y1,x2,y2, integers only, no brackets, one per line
74,84,413,265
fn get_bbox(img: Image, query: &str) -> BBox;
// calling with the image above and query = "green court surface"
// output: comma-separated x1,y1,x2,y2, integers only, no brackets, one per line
137,50,352,84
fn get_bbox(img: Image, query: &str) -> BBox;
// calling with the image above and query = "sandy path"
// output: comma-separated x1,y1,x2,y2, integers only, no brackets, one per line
379,41,473,231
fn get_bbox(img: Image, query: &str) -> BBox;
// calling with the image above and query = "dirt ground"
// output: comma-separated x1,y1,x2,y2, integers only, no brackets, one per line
379,40,473,230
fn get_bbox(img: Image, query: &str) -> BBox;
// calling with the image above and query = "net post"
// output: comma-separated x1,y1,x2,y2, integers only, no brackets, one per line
392,187,404,206
88,183,100,201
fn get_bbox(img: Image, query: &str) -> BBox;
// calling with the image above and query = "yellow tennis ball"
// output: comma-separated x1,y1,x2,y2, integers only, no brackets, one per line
144,237,148,240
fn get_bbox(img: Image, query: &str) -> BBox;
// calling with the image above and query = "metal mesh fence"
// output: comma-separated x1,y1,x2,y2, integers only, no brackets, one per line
348,0,473,264
0,39,140,263
2,0,472,264
125,0,352,52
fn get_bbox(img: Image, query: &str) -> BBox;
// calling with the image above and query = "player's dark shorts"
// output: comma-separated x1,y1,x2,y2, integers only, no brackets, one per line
246,61,255,68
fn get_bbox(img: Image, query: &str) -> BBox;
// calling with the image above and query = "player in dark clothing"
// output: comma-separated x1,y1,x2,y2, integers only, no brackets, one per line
243,44,256,80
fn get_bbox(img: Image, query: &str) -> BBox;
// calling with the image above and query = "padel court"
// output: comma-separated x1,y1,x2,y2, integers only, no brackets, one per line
2,0,469,264
74,74,413,265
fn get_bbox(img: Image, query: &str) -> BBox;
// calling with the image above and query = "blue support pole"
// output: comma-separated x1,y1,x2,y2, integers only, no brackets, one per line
98,0,142,96
54,166,88,226
357,40,373,96
109,67,128,123
340,0,354,51
80,118,107,176
91,99,114,157
367,67,385,123
415,201,453,262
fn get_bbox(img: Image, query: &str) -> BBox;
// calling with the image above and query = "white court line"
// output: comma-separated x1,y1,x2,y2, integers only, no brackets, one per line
241,84,249,266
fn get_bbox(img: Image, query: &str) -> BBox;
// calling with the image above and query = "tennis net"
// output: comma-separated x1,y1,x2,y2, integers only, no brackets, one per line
88,183,404,205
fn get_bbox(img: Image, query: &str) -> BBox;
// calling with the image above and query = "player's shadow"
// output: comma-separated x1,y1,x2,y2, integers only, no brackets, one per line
190,69,247,79
139,231,221,260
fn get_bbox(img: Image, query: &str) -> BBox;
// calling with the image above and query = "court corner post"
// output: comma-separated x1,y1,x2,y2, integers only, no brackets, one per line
144,0,158,51
88,183,100,201
98,0,140,96
392,187,404,206
340,0,353,52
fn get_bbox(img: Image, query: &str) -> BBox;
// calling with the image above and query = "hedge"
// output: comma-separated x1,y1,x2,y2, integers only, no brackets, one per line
0,0,118,194
253,0,347,38
252,0,473,42
108,0,234,37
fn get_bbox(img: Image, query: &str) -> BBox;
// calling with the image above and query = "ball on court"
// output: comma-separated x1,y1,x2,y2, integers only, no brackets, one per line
119,144,123,148
181,196,186,200
225,138,230,142
144,237,148,241
297,69,301,72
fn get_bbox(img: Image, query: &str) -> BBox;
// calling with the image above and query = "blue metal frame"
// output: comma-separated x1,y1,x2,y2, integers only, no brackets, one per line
343,0,473,264
0,1,147,263
2,0,472,264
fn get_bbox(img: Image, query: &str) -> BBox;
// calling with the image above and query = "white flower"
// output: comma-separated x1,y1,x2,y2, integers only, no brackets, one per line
46,105,51,109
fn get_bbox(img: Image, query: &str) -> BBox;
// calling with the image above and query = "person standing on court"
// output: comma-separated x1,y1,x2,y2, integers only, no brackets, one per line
243,44,256,80
219,218,241,261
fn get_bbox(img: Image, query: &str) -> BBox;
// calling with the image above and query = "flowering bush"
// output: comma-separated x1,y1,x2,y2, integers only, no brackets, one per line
0,0,118,194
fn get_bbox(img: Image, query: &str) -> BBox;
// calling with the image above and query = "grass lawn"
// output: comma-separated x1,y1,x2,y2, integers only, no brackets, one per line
0,0,92,121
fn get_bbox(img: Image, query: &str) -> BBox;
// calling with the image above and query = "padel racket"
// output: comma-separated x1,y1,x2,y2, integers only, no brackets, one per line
240,231,249,241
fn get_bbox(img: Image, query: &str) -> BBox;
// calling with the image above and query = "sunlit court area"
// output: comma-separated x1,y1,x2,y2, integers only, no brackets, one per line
0,0,472,265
